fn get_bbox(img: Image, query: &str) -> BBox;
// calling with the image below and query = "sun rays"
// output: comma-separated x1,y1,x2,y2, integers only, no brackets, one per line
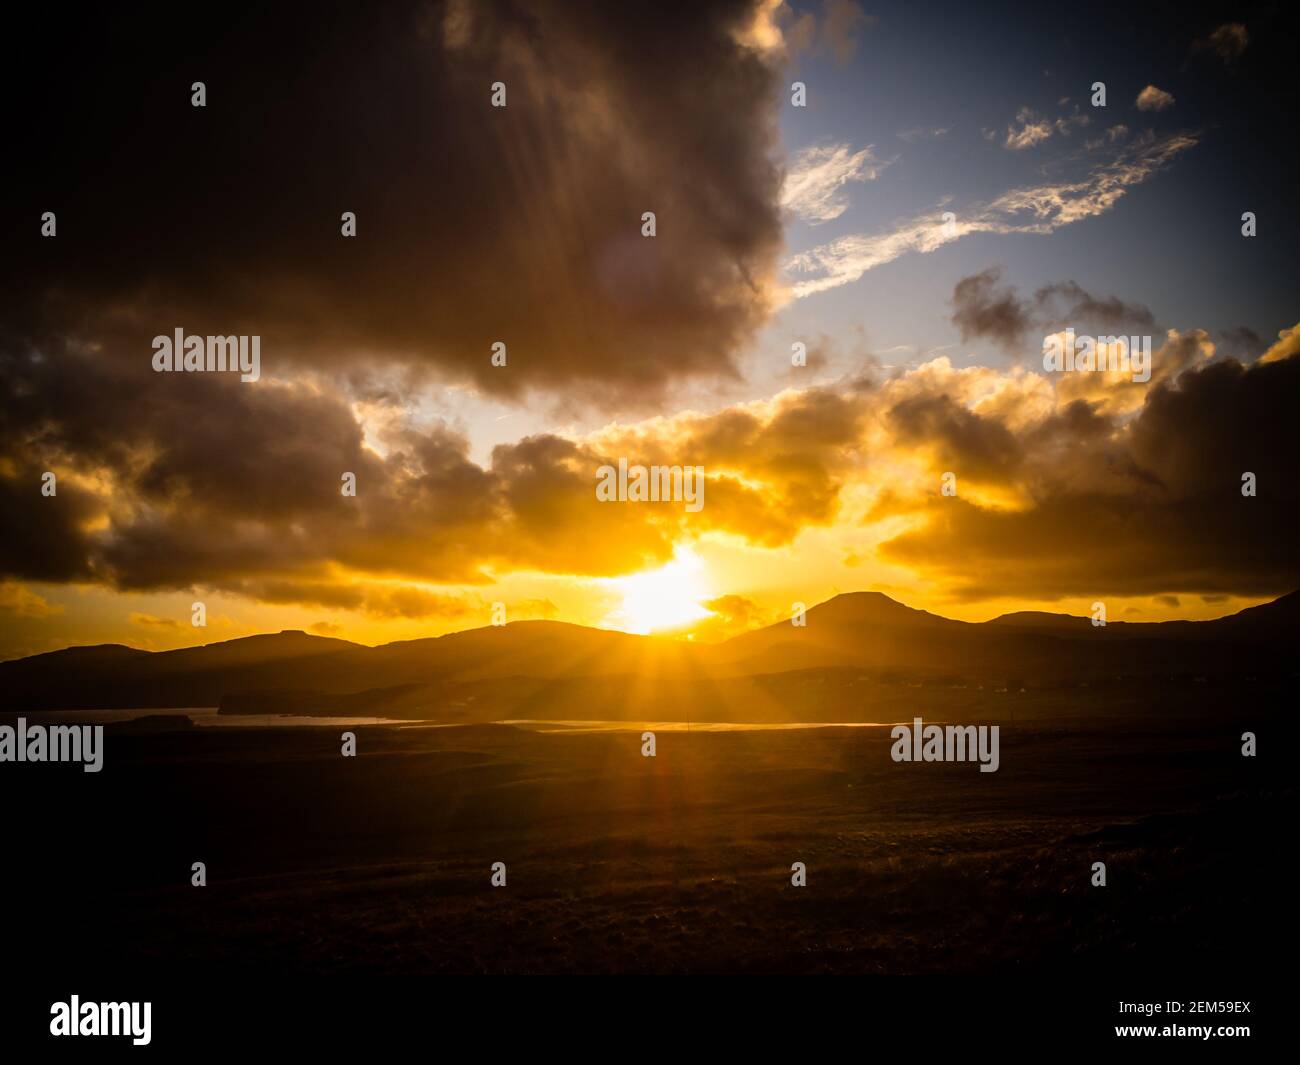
604,548,713,635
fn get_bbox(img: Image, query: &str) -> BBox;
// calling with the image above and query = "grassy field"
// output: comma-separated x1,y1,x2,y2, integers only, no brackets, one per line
5,706,1289,975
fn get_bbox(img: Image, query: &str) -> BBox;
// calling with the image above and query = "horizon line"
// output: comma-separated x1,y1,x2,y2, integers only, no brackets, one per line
5,588,1293,664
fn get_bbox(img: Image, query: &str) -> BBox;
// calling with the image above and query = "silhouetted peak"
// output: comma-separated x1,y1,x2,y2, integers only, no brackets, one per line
808,591,947,626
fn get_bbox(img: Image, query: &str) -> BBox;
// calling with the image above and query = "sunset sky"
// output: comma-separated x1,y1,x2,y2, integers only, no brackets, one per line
2,0,1297,658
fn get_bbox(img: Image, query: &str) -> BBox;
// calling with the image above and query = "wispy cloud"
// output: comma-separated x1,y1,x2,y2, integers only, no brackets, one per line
1004,107,1054,150
1084,124,1130,151
1004,104,1091,150
130,612,184,630
0,582,63,619
785,132,1197,297
898,125,951,143
781,142,891,224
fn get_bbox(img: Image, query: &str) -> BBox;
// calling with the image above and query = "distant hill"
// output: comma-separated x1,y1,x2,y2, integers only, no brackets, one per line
0,592,1293,713
0,630,363,710
712,591,970,675
715,590,1296,682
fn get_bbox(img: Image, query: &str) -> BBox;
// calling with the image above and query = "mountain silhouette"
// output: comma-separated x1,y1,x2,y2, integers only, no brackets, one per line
1,591,1293,713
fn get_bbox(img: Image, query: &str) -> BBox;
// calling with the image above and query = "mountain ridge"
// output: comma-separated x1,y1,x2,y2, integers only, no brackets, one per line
1,590,1293,712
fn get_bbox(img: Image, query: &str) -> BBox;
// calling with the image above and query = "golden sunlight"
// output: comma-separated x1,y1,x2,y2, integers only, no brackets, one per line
605,548,713,635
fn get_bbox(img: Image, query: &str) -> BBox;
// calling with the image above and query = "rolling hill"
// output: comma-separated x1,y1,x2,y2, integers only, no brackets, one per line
1,591,1294,714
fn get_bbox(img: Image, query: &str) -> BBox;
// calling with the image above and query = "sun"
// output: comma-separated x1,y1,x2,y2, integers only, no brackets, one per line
607,548,713,635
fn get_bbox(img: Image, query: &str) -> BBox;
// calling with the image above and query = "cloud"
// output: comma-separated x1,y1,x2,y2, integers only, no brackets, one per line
2,0,787,409
1136,85,1176,111
5,304,1296,611
130,612,183,630
0,328,876,603
821,0,875,62
1054,108,1092,136
1086,124,1130,151
787,133,1197,296
1192,23,1249,63
950,269,1032,351
1034,281,1156,330
886,391,1025,484
784,0,877,64
1003,104,1090,150
781,142,891,223
1259,323,1300,365
691,593,772,641
326,585,476,620
898,126,951,143
1217,326,1264,359
1046,328,1212,416
0,583,63,619
1004,107,1054,150
875,341,1300,599
509,598,561,621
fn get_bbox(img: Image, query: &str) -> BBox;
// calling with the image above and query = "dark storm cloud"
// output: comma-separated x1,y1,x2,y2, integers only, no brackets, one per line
4,320,1297,606
879,351,1300,599
0,470,99,584
1,0,784,405
0,335,496,591
886,393,1024,483
0,0,795,607
0,333,871,595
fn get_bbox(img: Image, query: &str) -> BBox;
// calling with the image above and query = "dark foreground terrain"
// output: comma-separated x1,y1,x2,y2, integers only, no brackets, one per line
4,688,1291,977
